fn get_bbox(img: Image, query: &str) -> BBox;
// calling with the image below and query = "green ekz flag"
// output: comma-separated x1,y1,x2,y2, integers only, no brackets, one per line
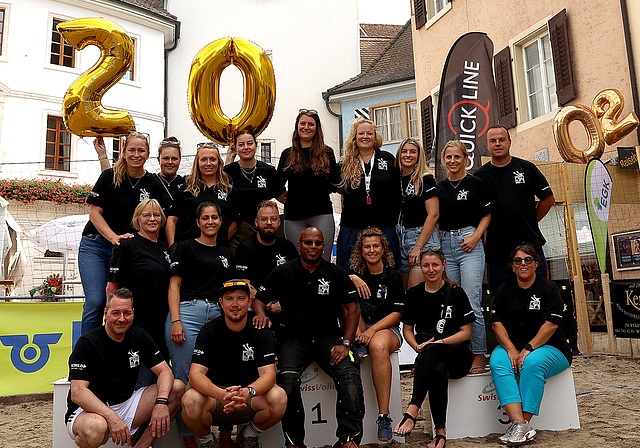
585,159,612,272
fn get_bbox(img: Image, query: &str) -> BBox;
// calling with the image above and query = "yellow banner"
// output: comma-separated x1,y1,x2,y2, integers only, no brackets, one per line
0,302,83,395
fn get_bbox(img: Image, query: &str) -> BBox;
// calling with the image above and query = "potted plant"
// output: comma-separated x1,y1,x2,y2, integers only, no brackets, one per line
29,274,63,302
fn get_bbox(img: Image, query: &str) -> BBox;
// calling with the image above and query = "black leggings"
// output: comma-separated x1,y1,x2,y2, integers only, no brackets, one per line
410,342,472,429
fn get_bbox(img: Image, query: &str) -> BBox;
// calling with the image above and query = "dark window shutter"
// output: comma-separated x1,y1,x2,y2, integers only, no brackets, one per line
420,96,434,153
549,9,575,105
494,46,517,128
414,0,426,29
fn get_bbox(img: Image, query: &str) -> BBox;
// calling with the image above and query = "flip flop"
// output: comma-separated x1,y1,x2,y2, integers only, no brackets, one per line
432,434,446,448
394,412,417,436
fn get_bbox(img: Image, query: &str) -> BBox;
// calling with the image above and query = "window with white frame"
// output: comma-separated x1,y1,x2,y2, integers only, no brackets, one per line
522,33,557,120
374,105,402,143
50,18,75,68
407,102,419,139
122,38,136,81
0,8,5,56
257,139,275,164
414,0,451,29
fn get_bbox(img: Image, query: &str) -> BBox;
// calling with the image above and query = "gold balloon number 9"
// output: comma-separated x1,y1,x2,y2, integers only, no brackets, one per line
553,89,639,163
58,18,135,137
188,37,276,146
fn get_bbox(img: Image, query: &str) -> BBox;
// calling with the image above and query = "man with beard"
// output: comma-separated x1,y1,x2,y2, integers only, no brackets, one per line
254,227,365,448
235,200,298,327
181,280,286,448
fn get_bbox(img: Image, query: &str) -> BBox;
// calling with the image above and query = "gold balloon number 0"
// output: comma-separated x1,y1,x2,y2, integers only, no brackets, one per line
553,89,639,163
188,37,276,146
58,18,135,137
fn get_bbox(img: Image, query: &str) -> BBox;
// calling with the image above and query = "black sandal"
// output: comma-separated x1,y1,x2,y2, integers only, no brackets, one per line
393,412,417,436
432,434,446,448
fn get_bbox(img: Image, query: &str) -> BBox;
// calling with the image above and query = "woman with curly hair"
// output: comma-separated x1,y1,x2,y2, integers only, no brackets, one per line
166,143,240,248
337,118,401,269
348,227,404,441
79,131,165,334
395,138,439,290
278,109,340,260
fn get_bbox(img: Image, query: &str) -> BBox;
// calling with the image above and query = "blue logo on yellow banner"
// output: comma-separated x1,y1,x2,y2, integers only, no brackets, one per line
0,333,63,373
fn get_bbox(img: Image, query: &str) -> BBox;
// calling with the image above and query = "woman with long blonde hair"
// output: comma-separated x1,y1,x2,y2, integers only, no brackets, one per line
79,131,166,334
336,118,401,269
166,142,240,248
395,138,439,290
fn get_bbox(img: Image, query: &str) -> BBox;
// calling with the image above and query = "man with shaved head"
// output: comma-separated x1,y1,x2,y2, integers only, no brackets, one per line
254,227,364,448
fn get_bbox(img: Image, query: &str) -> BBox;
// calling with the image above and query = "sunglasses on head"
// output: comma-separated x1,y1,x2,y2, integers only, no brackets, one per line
298,108,318,116
420,246,443,254
197,141,216,149
160,137,181,146
127,131,150,142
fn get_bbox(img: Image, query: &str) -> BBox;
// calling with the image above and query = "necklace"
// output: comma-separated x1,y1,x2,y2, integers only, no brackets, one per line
156,173,175,201
240,163,257,184
128,174,144,189
448,174,467,189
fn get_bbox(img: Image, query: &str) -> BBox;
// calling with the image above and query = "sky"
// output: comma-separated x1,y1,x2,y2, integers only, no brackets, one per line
357,0,411,25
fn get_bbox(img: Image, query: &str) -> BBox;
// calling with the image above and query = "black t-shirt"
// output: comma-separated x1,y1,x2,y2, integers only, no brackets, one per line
191,315,276,387
399,173,437,228
339,150,401,229
358,266,405,325
170,239,235,301
169,183,241,247
277,146,340,220
83,169,167,236
109,233,171,359
437,174,491,231
224,161,285,223
65,326,164,421
403,282,475,348
491,276,572,364
235,235,299,288
256,258,358,338
475,157,553,263
155,173,186,215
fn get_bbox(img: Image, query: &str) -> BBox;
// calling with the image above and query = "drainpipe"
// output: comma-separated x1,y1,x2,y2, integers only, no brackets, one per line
164,21,181,137
322,91,343,156
620,0,640,143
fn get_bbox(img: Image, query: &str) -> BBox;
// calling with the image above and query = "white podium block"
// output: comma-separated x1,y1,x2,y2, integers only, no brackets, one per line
52,378,182,448
245,353,406,448
437,368,580,439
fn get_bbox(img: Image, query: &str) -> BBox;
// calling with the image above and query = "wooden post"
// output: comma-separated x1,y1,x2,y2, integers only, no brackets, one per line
560,163,593,355
600,273,618,355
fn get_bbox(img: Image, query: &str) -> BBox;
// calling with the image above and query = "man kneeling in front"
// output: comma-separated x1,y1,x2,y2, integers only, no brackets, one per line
65,288,184,448
181,280,287,448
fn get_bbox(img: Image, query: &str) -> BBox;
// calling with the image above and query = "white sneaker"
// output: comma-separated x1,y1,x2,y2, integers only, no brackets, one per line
506,421,536,446
498,421,517,444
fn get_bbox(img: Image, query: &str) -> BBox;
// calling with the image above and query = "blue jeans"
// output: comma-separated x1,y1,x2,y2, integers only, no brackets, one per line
490,344,569,416
337,226,399,270
441,227,486,354
396,224,440,275
78,234,114,335
165,299,221,437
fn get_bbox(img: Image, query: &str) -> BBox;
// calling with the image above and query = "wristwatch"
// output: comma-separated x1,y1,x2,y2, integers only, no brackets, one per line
524,343,535,352
247,386,256,397
342,339,351,348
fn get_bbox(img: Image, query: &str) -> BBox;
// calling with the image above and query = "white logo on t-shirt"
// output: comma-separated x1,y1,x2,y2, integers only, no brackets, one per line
257,176,267,188
529,295,541,310
378,159,388,170
217,190,228,200
139,188,150,201
276,254,287,266
128,350,140,368
219,256,229,269
163,251,171,264
514,171,525,184
405,182,415,196
242,343,254,361
377,285,387,300
445,306,453,319
457,189,468,201
318,278,330,295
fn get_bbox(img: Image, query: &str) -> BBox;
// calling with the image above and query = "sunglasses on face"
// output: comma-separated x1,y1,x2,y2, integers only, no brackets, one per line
299,239,325,247
513,256,535,265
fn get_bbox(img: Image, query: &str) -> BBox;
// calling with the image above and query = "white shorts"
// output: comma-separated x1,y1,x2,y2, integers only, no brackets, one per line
67,386,147,440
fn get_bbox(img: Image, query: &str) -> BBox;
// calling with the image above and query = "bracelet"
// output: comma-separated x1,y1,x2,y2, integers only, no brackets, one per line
440,339,446,344
155,397,169,405
172,319,181,324
98,154,107,159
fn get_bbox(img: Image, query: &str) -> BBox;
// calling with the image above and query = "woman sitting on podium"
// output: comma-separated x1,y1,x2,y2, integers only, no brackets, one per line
394,247,474,448
348,227,405,441
490,244,572,446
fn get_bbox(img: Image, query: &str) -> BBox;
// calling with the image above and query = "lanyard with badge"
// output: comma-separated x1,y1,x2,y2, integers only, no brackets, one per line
360,154,375,205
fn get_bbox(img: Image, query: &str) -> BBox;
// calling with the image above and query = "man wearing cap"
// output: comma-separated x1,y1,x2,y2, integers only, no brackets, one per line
181,279,287,448
254,227,364,448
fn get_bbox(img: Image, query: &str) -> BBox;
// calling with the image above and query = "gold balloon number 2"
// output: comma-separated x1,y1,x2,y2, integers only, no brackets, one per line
188,37,276,146
553,89,639,163
59,19,276,143
58,18,135,137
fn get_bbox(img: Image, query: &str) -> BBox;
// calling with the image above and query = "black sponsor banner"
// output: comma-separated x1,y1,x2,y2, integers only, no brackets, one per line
433,32,497,181
610,281,640,338
617,147,638,170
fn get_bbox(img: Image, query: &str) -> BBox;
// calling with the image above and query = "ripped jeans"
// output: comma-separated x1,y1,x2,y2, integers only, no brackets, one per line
277,335,365,447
